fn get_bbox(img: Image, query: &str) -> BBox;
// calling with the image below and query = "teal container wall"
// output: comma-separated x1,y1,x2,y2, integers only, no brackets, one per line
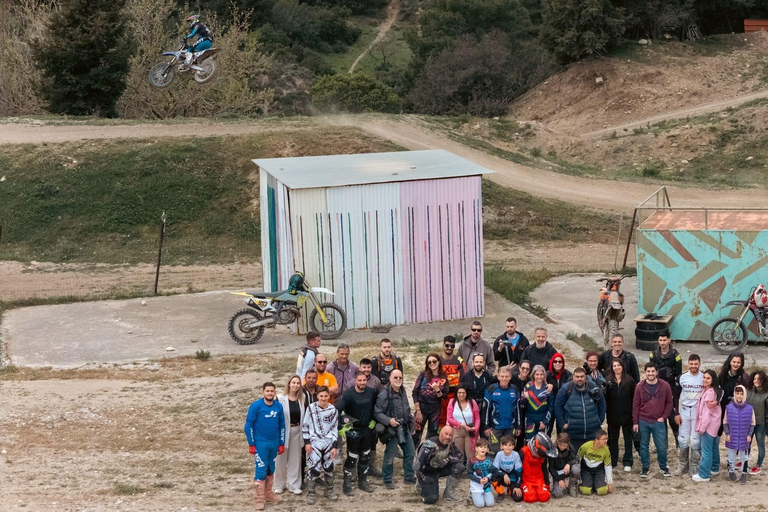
636,229,768,341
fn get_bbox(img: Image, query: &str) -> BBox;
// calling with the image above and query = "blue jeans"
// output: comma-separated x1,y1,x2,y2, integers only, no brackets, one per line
699,432,718,479
753,424,766,468
639,420,668,471
382,433,415,484
713,435,721,471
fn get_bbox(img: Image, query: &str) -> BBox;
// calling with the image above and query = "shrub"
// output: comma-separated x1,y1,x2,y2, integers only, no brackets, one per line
312,73,402,113
540,0,624,63
32,0,133,117
195,349,212,360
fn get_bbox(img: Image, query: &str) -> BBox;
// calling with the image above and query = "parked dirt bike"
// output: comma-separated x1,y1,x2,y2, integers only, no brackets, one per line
227,272,347,344
709,284,768,354
148,41,218,88
596,275,630,346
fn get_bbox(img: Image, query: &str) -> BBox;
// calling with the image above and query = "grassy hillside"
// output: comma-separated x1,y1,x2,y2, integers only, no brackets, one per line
0,128,401,264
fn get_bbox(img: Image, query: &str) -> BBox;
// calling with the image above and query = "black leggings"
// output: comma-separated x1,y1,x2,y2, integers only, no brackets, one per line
413,402,441,447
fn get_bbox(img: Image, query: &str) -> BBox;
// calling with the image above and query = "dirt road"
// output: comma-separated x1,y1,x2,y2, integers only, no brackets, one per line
583,89,768,139
1,115,764,212
348,0,399,74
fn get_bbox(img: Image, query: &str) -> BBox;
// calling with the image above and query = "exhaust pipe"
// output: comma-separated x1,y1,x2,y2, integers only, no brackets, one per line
249,317,276,328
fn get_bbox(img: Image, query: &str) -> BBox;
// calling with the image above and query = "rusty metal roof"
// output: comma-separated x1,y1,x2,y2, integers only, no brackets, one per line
641,210,768,230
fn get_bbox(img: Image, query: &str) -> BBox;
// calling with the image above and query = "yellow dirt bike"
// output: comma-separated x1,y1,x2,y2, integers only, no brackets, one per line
228,272,347,344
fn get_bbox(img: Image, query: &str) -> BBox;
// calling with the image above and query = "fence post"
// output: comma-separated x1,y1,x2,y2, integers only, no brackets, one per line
154,212,167,295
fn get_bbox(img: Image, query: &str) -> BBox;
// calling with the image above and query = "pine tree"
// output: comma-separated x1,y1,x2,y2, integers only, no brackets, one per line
540,0,624,63
32,0,133,117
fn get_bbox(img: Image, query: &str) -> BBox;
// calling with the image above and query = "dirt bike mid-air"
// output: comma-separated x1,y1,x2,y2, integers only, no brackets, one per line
148,41,218,88
228,272,348,344
710,284,768,354
596,275,630,346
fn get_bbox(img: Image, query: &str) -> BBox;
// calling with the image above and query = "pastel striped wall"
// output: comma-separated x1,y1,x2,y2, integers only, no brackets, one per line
261,172,485,330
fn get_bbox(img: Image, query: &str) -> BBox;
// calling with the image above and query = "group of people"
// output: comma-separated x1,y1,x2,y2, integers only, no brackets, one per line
243,320,768,509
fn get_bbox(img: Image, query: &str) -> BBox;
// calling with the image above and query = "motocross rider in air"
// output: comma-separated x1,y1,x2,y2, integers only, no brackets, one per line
182,14,213,70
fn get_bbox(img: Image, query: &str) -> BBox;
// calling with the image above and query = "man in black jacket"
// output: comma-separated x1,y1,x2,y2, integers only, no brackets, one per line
460,353,494,414
371,338,403,387
493,317,530,372
598,333,640,383
374,370,416,488
336,372,378,495
520,328,558,371
648,332,682,447
413,426,464,504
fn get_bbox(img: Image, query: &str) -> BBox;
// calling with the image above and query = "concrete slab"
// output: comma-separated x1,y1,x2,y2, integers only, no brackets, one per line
1,289,585,368
531,273,768,367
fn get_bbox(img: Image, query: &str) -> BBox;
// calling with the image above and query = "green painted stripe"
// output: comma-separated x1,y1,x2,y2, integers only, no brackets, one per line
733,254,768,284
683,259,727,290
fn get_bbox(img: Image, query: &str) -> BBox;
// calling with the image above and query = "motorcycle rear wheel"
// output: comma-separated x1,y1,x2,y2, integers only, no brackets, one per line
308,302,347,340
605,318,619,347
149,62,176,88
193,58,216,84
710,317,748,354
228,308,266,345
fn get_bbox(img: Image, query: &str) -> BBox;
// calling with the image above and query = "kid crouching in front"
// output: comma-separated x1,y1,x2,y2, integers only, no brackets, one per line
491,435,523,502
468,438,495,507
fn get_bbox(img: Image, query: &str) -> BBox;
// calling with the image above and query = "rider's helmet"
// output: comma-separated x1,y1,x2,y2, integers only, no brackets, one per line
186,14,200,28
288,271,306,295
527,432,558,458
754,284,768,309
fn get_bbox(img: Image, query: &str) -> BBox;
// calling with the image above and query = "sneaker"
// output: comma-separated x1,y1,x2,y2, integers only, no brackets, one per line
729,471,738,481
383,481,395,490
640,469,649,478
740,473,748,485
692,474,710,483
404,477,416,485
496,493,505,503
750,467,762,475
736,461,742,468
660,468,671,478
624,466,632,472
711,470,720,476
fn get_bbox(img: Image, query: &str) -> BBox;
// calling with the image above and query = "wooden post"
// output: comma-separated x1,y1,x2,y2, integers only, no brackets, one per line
614,212,624,272
154,211,167,295
622,208,638,270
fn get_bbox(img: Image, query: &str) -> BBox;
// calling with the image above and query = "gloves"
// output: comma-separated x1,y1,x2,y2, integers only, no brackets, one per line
278,446,285,455
249,446,256,455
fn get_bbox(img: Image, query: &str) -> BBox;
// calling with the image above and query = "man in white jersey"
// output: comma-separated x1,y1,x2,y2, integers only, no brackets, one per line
674,354,704,476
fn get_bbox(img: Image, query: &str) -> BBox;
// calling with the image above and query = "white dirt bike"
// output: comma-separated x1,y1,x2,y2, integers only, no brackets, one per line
227,272,347,344
148,41,218,88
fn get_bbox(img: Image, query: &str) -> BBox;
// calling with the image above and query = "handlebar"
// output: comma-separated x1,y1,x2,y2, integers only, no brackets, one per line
595,275,632,283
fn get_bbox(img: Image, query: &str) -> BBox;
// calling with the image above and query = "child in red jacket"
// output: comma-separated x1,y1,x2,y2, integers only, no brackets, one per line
520,432,558,503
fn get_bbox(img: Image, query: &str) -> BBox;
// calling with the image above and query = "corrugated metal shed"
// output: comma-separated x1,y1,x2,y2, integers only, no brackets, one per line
256,150,493,330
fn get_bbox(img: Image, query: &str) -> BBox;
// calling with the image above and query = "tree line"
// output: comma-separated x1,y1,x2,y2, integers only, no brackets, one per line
4,0,768,119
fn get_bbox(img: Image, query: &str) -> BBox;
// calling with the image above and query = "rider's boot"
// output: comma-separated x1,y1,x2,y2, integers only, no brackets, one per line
674,447,689,476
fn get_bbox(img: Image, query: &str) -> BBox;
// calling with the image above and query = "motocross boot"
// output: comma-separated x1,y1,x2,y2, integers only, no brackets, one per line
305,478,317,505
253,480,265,510
443,475,463,502
264,475,281,503
324,473,339,501
358,465,375,493
343,470,355,496
689,447,701,476
674,447,690,476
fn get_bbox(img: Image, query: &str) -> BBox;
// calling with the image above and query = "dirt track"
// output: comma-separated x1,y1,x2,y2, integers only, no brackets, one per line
1,115,764,212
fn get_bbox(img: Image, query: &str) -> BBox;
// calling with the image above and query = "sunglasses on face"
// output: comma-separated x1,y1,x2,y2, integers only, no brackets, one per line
520,367,530,372
428,359,439,364
444,343,455,348
472,329,482,333
391,376,403,380
316,361,327,364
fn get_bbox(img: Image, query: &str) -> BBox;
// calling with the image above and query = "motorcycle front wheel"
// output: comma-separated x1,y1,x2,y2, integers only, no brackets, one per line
149,62,176,88
193,58,217,84
228,308,266,345
308,303,347,340
710,317,748,354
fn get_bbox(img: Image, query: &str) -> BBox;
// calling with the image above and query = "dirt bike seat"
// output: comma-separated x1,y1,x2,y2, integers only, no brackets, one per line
248,289,290,299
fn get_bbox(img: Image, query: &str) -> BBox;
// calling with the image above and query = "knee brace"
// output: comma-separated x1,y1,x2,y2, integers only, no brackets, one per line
579,486,592,495
596,485,609,496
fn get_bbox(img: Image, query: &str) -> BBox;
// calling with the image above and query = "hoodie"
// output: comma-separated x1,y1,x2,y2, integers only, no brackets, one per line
694,387,722,437
459,335,496,374
549,442,579,482
547,352,572,398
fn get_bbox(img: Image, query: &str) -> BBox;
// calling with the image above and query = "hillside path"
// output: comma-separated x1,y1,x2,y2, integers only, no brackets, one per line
582,89,768,139
349,0,399,74
1,115,764,212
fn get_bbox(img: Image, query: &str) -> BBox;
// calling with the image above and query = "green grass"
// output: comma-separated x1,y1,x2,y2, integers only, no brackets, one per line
0,128,400,264
566,331,601,353
348,24,413,75
607,34,746,62
484,267,552,317
323,15,386,74
482,179,619,244
113,482,145,495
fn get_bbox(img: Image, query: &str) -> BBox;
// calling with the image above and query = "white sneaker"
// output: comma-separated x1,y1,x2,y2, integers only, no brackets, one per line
692,474,710,483
624,466,632,472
